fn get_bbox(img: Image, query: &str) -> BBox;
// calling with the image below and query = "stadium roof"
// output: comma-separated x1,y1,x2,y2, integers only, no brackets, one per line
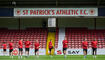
0,0,105,7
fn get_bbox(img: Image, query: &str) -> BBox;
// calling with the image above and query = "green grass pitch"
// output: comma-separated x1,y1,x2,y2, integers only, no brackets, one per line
0,55,105,60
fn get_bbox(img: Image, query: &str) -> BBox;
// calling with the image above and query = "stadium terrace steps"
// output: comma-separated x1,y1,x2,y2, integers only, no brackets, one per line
66,28,105,48
55,28,59,48
57,28,65,50
0,28,48,48
46,32,55,55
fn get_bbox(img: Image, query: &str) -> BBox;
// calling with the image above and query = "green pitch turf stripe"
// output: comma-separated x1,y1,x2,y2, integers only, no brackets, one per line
0,55,105,60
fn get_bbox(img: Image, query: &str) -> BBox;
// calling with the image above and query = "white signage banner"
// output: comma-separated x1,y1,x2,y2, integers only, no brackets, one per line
0,48,104,55
14,8,98,16
55,48,105,55
0,48,46,56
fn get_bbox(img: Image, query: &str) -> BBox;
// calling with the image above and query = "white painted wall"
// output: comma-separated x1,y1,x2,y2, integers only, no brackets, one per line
55,28,65,54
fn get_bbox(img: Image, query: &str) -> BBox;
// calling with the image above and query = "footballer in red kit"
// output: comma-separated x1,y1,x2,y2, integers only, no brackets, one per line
34,39,40,57
49,39,53,56
25,40,31,57
91,38,98,58
9,40,14,58
82,38,88,58
2,42,7,55
62,37,68,58
18,39,23,58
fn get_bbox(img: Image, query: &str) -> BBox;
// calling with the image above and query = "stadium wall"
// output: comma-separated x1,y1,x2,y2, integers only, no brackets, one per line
0,18,48,29
58,18,95,29
0,18,105,29
0,18,18,29
96,18,105,29
20,18,48,29
58,18,105,29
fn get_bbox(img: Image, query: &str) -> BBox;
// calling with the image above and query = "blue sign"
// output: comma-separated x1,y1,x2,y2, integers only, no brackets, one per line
0,8,13,17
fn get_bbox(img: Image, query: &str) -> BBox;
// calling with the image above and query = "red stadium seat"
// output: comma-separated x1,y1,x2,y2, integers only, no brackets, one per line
0,28,48,48
66,28,105,48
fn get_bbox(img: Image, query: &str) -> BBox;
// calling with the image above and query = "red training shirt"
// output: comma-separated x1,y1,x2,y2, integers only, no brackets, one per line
9,42,13,49
34,42,39,49
82,41,88,49
3,44,7,49
19,40,23,48
25,41,31,48
63,40,68,48
91,41,97,48
49,41,53,48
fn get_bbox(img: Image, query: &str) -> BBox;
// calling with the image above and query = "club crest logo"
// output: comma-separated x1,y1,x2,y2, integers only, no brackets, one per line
57,50,62,55
16,10,21,15
12,49,18,55
89,9,96,15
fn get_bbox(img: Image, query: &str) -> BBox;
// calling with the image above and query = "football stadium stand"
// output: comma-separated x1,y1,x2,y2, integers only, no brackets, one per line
66,28,105,48
0,28,48,48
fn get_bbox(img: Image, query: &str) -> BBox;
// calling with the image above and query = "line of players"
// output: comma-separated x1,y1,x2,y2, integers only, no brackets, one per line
2,37,97,59
2,39,40,58
61,37,97,58
49,37,98,58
